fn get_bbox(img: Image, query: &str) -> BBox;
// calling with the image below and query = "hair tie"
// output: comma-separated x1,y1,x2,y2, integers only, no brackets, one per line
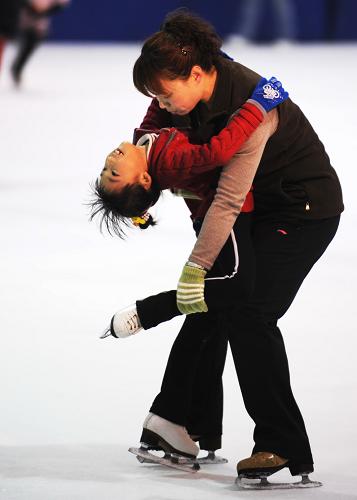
131,212,152,230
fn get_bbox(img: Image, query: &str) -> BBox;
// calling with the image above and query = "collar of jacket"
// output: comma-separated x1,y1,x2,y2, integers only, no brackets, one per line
202,57,261,120
193,57,236,127
206,58,233,117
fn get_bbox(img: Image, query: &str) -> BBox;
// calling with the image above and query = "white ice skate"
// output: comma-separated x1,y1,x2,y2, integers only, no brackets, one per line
142,413,199,458
100,304,142,339
129,413,200,472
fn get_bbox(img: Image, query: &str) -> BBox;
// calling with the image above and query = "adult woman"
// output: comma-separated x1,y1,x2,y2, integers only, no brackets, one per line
113,9,343,480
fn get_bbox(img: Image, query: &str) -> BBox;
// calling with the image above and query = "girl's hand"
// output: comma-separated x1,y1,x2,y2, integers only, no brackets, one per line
249,76,289,112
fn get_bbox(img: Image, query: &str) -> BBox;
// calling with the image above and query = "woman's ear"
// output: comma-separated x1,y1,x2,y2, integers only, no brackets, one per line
140,171,152,190
191,65,203,83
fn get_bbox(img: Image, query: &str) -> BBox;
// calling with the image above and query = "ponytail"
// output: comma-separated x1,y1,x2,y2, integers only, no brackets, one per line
89,178,160,238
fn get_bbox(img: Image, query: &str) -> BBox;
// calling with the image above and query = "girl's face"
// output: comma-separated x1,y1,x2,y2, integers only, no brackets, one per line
100,142,151,192
155,66,216,116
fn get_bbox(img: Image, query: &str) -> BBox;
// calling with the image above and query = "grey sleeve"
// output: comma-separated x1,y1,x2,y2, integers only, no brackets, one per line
188,110,278,270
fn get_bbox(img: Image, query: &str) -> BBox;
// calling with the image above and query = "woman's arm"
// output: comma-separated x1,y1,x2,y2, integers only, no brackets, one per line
176,111,278,315
189,111,278,270
148,77,287,182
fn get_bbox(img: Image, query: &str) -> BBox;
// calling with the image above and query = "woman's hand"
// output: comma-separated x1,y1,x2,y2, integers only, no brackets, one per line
177,262,208,314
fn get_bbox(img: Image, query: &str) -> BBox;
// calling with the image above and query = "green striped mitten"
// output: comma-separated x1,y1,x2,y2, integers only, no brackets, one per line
177,263,208,315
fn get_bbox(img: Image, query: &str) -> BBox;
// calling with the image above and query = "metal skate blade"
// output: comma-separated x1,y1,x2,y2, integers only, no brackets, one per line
100,327,112,339
196,452,228,465
236,474,322,490
129,447,199,473
197,455,228,465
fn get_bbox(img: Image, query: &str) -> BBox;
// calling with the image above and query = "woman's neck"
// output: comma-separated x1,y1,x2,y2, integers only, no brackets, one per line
201,67,217,103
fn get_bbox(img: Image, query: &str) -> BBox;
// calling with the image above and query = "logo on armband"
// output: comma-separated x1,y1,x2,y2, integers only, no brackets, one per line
263,84,281,100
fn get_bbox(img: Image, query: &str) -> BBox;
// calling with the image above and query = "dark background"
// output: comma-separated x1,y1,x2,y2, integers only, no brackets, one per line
48,0,357,42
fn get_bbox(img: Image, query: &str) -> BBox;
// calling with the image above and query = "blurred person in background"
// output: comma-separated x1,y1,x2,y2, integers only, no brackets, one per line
229,0,297,44
0,0,22,72
10,0,70,86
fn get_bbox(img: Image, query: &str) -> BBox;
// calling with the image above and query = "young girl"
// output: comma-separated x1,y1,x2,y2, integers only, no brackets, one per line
91,75,287,321
91,74,286,241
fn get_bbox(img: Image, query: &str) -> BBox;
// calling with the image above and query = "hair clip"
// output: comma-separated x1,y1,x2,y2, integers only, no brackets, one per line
131,215,147,226
177,42,189,56
131,212,152,230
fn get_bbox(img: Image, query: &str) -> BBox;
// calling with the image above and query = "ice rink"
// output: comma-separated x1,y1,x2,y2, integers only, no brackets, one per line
1,41,357,499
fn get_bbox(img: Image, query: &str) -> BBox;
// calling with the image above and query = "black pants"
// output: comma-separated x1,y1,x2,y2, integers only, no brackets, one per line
138,214,254,449
139,215,340,464
11,28,43,83
137,213,255,329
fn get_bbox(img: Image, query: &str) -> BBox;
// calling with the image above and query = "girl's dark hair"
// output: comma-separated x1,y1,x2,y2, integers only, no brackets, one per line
89,178,161,238
133,8,222,97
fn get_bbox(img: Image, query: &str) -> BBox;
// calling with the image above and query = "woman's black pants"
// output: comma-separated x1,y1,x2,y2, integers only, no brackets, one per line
137,214,340,466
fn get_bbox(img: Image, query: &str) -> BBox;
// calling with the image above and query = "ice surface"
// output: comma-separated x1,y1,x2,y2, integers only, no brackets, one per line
0,42,357,499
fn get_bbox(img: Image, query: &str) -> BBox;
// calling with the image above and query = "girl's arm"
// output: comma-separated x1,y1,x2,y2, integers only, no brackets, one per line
149,101,264,179
148,77,287,181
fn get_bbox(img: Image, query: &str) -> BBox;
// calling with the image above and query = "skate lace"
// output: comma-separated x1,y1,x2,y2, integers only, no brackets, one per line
126,312,141,332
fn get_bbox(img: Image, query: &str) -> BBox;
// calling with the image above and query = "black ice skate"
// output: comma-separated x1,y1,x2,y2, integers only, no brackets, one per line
236,452,322,490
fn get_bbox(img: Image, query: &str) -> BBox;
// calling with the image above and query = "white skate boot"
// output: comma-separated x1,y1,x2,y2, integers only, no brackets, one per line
141,413,199,458
100,304,142,339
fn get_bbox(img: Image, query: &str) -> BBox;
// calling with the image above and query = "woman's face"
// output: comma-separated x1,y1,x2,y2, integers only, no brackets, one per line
155,67,209,115
100,142,151,192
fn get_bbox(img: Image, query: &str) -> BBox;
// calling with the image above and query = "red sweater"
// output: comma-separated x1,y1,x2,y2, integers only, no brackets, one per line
135,101,263,217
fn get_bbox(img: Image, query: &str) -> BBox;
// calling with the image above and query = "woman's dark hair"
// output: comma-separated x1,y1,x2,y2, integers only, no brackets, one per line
133,8,222,97
89,178,161,238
